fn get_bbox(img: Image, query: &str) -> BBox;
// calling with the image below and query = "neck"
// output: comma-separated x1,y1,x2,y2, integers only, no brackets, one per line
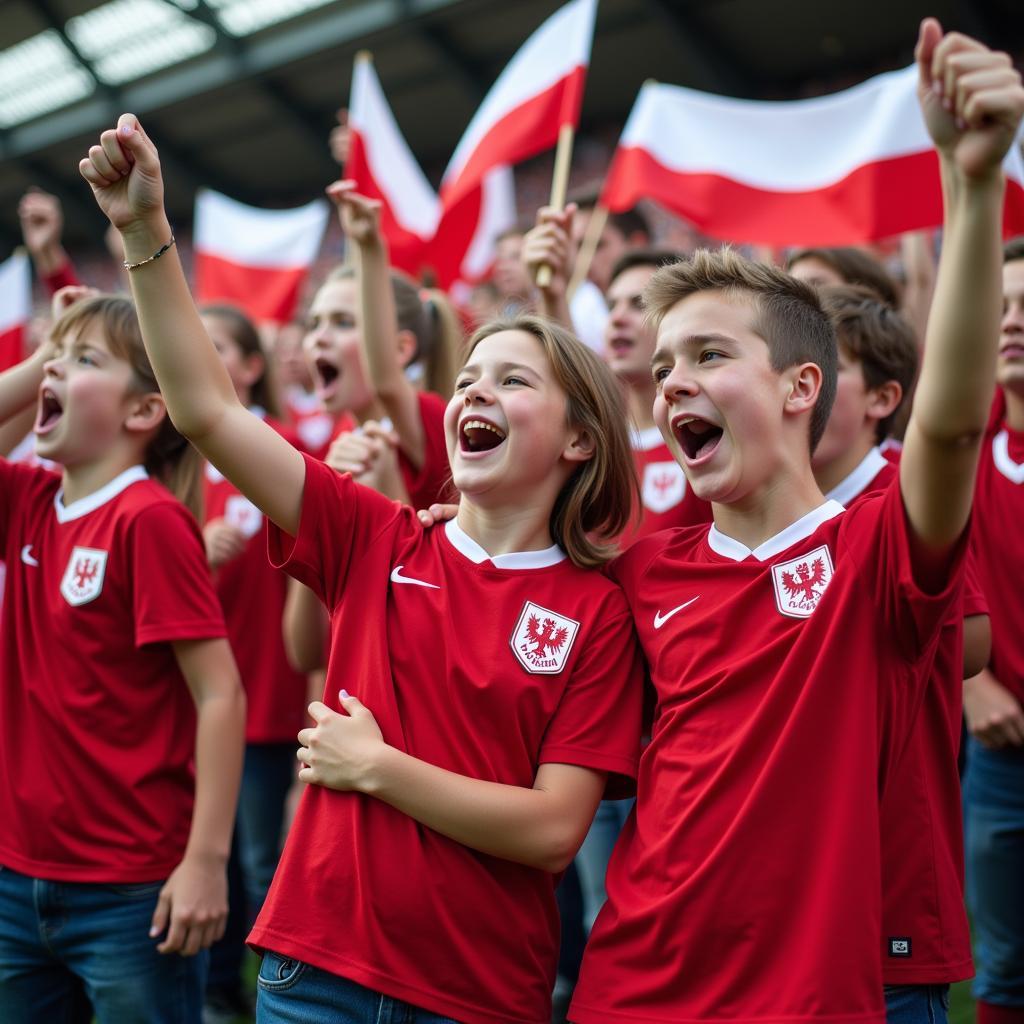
454,497,557,558
711,460,827,552
625,379,657,432
1006,387,1024,431
351,395,389,426
61,453,143,506
813,434,876,496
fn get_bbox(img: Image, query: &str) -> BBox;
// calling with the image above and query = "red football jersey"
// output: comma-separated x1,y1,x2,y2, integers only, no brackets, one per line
0,463,226,882
248,455,643,1024
326,390,454,509
571,483,965,1024
285,387,339,460
203,417,307,744
972,408,1024,705
827,448,976,984
626,426,713,544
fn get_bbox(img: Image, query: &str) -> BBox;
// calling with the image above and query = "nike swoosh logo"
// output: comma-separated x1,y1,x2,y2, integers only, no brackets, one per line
21,545,39,567
390,565,440,590
653,596,699,629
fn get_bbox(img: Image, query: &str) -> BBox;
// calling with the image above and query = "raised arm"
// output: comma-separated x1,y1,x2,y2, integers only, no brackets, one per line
900,21,1024,565
78,114,305,535
327,182,427,469
522,203,577,329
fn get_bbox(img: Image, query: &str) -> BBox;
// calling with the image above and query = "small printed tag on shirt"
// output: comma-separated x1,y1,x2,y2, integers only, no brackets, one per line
888,937,912,957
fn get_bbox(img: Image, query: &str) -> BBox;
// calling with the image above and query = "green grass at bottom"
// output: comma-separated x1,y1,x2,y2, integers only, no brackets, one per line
950,979,975,1024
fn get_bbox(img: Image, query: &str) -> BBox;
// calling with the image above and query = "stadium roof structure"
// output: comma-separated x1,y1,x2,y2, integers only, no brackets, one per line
0,0,1020,251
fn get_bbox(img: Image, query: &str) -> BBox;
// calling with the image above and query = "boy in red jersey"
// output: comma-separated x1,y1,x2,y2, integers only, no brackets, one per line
570,21,1023,1024
961,237,1024,1024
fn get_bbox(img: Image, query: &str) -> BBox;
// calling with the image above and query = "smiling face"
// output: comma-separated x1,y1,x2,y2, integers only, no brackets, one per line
603,264,658,384
652,290,815,505
999,258,1024,396
34,319,142,468
445,329,580,506
301,277,374,415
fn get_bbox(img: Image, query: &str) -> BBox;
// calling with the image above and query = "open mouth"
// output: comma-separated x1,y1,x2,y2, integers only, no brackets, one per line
459,418,507,453
674,415,723,462
34,388,63,435
607,335,635,356
314,357,340,391
1000,341,1024,360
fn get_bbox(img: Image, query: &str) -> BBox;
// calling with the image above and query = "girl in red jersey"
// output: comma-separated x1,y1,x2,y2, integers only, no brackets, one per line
0,294,245,1024
80,114,643,1024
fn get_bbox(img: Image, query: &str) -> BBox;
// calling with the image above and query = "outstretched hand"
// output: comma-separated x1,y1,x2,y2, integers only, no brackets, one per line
79,114,165,232
326,180,383,248
916,18,1024,180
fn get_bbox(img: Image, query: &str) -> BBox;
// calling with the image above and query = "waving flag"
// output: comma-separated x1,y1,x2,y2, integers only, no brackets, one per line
194,190,330,324
603,65,1024,246
346,53,440,276
0,251,31,371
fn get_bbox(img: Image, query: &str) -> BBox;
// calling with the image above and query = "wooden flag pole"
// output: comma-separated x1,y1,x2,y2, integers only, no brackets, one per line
536,122,576,289
567,202,608,300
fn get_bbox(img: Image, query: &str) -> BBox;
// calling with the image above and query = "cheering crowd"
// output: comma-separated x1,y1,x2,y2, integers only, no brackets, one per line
0,13,1023,1024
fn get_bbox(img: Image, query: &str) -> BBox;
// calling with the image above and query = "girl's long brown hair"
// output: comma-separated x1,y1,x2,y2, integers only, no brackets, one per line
464,315,638,568
50,295,204,522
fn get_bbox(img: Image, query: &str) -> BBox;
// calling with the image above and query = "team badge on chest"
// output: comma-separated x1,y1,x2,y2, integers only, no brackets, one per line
770,544,834,619
511,601,580,675
642,461,686,514
60,546,109,607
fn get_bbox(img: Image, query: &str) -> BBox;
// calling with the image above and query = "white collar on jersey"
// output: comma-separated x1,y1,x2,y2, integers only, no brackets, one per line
444,518,566,569
629,425,664,452
825,446,888,506
707,499,845,563
54,465,149,524
993,430,1024,484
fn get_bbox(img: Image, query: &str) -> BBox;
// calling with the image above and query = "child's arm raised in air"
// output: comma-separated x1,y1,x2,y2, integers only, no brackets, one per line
79,114,305,536
522,204,577,330
328,182,428,470
900,21,1024,569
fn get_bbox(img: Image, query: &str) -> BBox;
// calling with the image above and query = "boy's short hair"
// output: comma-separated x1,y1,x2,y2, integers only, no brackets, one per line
1004,236,1024,263
820,284,919,444
786,246,900,309
608,249,683,289
644,248,838,454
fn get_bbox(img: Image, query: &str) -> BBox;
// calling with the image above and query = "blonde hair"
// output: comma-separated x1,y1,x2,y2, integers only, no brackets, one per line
645,248,838,453
50,295,203,521
464,314,638,568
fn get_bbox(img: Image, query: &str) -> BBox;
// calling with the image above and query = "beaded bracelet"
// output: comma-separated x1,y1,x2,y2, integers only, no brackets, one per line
123,236,175,271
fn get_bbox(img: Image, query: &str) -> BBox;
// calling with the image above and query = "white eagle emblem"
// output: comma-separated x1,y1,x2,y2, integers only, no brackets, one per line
510,601,580,675
770,544,834,619
60,546,109,606
641,461,686,514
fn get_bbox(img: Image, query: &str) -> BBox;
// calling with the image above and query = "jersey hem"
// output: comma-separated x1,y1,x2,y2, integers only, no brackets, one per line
0,849,177,884
880,957,974,985
568,1003,885,1024
249,926,549,1024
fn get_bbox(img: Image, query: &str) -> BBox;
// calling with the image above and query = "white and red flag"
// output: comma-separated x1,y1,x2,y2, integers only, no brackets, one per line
0,251,31,372
429,0,597,286
345,54,441,277
602,65,1024,246
193,189,330,324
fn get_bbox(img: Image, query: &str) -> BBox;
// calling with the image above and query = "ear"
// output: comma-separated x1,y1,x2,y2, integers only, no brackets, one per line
865,380,903,424
562,425,596,465
395,328,418,370
124,391,167,436
784,362,823,418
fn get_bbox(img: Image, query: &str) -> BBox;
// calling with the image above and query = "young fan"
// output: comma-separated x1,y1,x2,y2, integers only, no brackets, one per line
79,119,644,1024
815,285,989,1022
962,238,1024,1024
570,22,1023,1024
0,294,245,1024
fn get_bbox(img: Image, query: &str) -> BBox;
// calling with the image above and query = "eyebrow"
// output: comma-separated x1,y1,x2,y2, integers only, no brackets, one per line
459,360,541,380
651,332,738,366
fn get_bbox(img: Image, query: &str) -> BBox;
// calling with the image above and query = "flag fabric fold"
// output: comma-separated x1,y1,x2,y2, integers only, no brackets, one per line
194,190,330,324
602,65,1024,245
0,251,31,372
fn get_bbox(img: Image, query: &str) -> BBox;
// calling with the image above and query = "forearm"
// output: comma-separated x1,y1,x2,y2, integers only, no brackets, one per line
898,231,936,343
538,289,574,332
0,407,35,459
0,348,48,425
184,683,246,863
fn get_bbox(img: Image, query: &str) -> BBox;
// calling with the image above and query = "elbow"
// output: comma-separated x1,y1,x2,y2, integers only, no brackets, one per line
530,824,585,874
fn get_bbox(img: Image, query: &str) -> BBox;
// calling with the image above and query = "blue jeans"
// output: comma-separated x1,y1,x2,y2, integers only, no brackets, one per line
0,865,207,1023
963,739,1024,1007
884,985,950,1024
574,798,633,933
256,952,462,1023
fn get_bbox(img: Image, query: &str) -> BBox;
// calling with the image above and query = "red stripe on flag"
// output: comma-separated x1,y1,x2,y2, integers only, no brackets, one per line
604,146,1024,245
0,324,25,373
441,66,586,213
427,187,485,289
195,254,308,325
346,130,430,277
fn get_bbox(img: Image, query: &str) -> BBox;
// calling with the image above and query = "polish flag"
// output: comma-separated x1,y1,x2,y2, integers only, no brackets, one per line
194,190,330,324
345,53,440,277
0,251,31,371
429,0,597,286
602,65,1024,246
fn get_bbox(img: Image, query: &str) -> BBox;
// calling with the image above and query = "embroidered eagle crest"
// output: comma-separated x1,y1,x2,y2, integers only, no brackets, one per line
770,545,835,619
511,601,581,674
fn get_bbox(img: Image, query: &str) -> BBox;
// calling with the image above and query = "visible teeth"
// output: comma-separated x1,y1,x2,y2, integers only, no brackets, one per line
463,419,506,438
